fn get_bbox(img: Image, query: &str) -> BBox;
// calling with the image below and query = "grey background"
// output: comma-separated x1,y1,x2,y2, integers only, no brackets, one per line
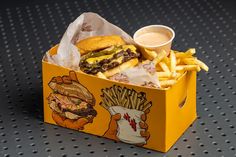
0,0,235,156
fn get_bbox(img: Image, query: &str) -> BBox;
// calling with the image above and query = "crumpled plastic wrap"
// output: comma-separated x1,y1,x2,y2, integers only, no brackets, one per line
45,12,133,69
45,12,160,88
110,62,160,88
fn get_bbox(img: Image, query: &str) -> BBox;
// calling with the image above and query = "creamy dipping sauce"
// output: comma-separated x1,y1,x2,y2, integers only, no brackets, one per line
135,32,170,46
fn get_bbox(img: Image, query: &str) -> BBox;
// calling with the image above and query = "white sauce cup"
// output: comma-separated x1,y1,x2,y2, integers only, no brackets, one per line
133,25,175,55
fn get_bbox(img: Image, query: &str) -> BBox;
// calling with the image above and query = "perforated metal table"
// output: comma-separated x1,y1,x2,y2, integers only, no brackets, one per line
0,0,235,156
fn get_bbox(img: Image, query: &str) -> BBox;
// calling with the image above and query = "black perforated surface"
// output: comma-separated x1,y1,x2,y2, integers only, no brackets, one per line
0,0,235,156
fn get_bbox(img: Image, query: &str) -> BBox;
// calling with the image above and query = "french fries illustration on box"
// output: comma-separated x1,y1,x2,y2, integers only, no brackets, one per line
47,71,97,130
100,85,151,145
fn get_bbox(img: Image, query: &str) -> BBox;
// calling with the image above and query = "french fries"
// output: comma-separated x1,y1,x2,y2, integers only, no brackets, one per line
186,48,196,55
96,47,208,90
140,48,157,60
170,50,176,72
176,58,181,64
159,62,170,72
155,48,208,89
194,58,209,71
156,72,172,78
176,65,201,72
100,85,152,111
153,50,167,65
96,72,107,79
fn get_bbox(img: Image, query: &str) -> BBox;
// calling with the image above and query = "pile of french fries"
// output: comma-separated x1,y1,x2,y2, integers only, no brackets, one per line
100,85,152,111
152,48,209,88
96,48,209,89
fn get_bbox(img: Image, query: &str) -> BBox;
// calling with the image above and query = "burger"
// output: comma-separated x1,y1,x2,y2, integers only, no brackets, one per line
76,35,140,77
47,75,97,130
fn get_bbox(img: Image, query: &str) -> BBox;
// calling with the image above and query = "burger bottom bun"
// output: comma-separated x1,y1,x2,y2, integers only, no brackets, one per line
52,111,93,130
103,58,139,77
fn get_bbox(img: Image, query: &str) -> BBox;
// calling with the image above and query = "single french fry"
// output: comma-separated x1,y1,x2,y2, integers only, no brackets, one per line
139,97,147,108
122,99,128,108
96,72,107,79
182,58,196,65
164,57,171,70
153,50,167,65
114,86,121,102
186,48,196,55
124,99,129,108
142,60,151,64
100,101,108,109
170,50,176,72
176,58,181,65
158,77,169,81
136,97,141,106
139,103,144,111
111,88,120,105
195,58,209,71
159,62,170,72
133,92,138,109
176,65,200,71
162,56,169,64
176,65,187,71
159,79,177,87
140,48,157,60
157,72,172,77
196,65,201,72
130,91,135,109
142,102,152,112
103,97,112,107
105,96,112,107
175,72,183,79
156,64,163,71
175,48,195,58
171,71,177,78
175,52,192,58
121,88,127,100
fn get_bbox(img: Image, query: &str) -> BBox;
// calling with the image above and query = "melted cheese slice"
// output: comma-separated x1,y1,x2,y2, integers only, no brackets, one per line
86,45,137,64
86,54,114,64
122,45,136,52
110,56,123,64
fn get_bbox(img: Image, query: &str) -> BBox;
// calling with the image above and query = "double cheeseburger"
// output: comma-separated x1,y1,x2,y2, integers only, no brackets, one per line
47,75,97,130
76,35,140,77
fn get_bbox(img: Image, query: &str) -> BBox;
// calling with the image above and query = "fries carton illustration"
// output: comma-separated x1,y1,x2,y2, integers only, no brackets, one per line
100,85,151,145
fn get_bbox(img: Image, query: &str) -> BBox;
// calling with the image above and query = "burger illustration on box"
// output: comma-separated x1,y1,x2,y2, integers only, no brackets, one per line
47,71,97,130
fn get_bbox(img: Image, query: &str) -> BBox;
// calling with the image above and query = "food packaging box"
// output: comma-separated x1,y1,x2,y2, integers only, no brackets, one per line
42,45,197,152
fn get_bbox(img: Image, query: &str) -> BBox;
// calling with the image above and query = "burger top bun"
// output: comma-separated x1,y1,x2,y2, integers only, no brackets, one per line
76,35,126,55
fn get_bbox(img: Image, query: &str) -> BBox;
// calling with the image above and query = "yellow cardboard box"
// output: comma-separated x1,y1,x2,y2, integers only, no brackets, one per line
42,45,197,152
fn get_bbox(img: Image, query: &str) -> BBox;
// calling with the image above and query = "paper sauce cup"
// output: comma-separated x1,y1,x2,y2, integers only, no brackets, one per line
133,25,175,55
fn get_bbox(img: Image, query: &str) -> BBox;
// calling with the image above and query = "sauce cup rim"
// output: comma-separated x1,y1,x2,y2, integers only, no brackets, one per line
133,25,175,48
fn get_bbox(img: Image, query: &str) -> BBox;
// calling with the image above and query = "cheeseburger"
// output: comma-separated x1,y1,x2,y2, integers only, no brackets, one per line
47,73,97,130
76,35,140,77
